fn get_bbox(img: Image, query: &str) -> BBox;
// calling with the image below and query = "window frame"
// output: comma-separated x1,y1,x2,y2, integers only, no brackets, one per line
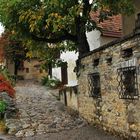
88,72,101,99
117,66,139,100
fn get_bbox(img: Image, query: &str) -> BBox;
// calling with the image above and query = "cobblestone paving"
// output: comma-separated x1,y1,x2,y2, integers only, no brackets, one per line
2,81,121,140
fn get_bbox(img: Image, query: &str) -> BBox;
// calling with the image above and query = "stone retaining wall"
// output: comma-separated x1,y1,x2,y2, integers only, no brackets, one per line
59,86,78,111
0,91,17,133
78,32,140,139
0,92,17,120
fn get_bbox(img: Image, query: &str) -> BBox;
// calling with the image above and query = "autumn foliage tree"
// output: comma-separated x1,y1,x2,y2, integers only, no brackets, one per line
0,74,15,98
5,41,27,76
0,32,28,76
0,0,134,57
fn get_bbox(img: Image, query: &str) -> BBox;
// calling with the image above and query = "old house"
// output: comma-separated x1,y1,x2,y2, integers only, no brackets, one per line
77,13,140,139
59,1,140,138
7,58,47,81
52,14,123,87
0,36,47,81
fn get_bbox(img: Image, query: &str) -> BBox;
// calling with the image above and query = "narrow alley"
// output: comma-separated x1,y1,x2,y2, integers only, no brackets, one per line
0,81,121,140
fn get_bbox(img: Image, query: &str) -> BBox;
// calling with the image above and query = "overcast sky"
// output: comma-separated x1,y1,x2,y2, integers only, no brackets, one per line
0,23,4,35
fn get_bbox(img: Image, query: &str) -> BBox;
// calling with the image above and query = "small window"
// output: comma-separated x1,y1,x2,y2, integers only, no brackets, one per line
106,57,112,65
88,73,101,98
26,68,29,73
18,61,24,71
121,48,133,58
39,69,43,73
117,66,139,99
93,58,99,66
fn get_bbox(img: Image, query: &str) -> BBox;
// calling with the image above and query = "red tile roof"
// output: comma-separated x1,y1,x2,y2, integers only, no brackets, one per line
90,12,123,38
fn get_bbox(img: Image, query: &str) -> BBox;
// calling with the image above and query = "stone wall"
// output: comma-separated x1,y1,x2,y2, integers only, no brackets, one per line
78,32,140,139
7,59,47,81
59,86,78,111
52,51,78,86
0,92,17,120
19,59,47,81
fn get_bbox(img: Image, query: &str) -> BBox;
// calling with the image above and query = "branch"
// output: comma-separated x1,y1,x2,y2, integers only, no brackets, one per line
31,32,77,43
83,0,91,17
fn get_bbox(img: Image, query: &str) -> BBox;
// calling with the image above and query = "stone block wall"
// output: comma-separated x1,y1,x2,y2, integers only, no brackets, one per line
18,59,47,81
0,92,17,119
78,33,140,138
59,86,78,111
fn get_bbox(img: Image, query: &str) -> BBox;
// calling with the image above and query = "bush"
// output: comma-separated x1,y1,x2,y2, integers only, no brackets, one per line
41,76,49,86
41,76,62,88
0,66,15,86
0,74,15,98
0,100,7,114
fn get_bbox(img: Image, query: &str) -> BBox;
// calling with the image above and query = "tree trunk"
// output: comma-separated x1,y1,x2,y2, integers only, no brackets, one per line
77,29,90,57
76,0,91,57
14,61,20,76
76,17,90,58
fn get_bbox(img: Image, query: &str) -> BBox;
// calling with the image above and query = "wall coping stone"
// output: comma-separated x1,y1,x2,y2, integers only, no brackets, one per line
59,85,78,95
79,32,140,60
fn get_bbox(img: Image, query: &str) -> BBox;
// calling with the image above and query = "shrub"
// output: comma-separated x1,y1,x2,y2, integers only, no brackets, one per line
0,74,15,98
0,100,7,114
41,76,62,88
0,66,15,86
41,76,49,86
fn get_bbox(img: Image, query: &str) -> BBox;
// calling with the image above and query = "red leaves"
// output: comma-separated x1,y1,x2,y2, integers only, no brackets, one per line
0,75,6,81
0,74,15,98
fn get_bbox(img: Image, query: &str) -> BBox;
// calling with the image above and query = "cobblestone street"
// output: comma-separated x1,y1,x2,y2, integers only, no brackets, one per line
1,81,121,140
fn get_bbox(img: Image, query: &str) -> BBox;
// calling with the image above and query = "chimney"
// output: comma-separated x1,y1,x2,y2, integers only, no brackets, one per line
134,13,140,34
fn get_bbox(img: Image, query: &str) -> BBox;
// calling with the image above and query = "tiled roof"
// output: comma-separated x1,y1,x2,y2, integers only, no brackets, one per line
90,12,123,38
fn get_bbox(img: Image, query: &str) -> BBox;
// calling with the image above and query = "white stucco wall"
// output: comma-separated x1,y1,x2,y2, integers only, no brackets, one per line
52,30,116,87
86,29,101,51
86,29,118,51
0,23,4,35
52,51,78,86
52,67,61,81
61,51,78,86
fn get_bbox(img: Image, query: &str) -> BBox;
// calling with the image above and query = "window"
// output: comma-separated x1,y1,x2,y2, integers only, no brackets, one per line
18,61,24,71
117,66,139,99
26,68,29,73
106,57,112,65
39,69,43,73
88,73,101,98
93,58,99,66
121,48,133,58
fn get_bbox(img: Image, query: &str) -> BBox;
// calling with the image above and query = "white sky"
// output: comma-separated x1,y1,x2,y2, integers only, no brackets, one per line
0,23,4,35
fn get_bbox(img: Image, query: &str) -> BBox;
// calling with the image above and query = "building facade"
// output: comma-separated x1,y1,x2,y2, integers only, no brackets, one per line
7,59,47,81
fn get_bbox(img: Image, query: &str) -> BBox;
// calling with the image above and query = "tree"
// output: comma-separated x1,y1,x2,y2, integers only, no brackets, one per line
0,32,28,76
0,0,134,57
4,41,27,76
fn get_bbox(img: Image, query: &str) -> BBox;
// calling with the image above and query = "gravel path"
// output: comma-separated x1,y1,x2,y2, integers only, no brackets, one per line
2,81,121,140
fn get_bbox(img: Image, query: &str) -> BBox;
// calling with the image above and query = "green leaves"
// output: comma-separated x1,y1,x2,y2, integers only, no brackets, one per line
0,0,135,58
0,100,7,113
97,0,134,15
0,0,134,41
